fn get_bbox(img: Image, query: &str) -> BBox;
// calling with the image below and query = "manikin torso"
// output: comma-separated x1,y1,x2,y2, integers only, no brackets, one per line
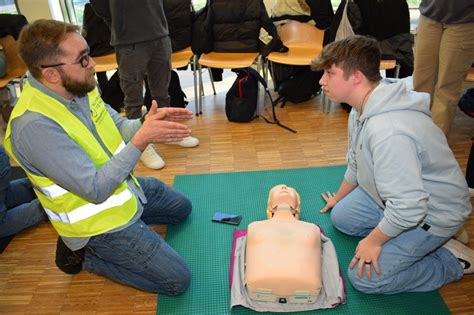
245,185,322,303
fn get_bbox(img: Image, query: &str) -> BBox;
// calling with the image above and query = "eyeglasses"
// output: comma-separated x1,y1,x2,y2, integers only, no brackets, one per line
40,52,90,69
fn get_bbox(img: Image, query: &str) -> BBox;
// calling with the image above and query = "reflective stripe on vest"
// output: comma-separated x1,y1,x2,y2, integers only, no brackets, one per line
36,141,126,199
44,188,133,224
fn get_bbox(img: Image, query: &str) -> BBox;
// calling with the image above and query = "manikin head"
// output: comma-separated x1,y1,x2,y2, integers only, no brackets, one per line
266,184,301,219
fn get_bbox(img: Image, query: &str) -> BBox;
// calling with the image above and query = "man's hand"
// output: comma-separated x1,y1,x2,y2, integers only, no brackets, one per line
131,101,192,151
349,237,382,281
320,192,337,213
150,100,194,122
349,227,391,280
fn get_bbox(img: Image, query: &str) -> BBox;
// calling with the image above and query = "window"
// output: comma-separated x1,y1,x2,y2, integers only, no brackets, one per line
71,0,88,26
407,0,422,9
60,0,88,27
0,0,18,14
331,0,342,10
192,0,206,12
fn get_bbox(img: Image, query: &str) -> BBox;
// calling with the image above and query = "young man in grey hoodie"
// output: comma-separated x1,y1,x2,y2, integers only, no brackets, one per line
313,35,473,294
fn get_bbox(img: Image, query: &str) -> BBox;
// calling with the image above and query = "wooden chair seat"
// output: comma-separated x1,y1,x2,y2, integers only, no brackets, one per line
379,59,397,71
466,66,474,82
171,47,193,69
92,53,118,73
267,21,324,67
0,35,27,89
268,47,322,66
199,52,259,69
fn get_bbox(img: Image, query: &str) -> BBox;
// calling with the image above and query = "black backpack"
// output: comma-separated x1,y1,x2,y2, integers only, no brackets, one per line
270,62,322,106
100,71,124,113
225,68,262,122
224,67,297,133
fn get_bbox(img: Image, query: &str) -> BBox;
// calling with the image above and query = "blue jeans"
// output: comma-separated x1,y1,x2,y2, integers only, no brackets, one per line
0,178,47,238
0,145,47,238
330,187,463,294
83,177,192,294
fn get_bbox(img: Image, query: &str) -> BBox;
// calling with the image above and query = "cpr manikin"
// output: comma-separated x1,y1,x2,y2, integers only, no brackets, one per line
245,185,322,304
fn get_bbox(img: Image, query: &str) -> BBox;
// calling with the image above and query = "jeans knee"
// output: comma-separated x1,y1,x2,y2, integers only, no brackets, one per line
348,269,380,294
160,267,191,296
330,205,345,231
348,267,394,294
172,197,192,224
181,198,192,219
174,267,191,295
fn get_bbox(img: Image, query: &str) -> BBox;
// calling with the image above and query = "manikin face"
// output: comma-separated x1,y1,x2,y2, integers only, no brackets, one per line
319,64,354,105
54,33,97,97
266,184,301,219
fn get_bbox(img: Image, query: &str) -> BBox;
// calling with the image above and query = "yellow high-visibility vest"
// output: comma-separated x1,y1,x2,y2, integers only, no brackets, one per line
4,83,138,237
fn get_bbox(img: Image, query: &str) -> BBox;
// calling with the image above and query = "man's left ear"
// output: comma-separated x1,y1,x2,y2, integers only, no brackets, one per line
41,68,61,84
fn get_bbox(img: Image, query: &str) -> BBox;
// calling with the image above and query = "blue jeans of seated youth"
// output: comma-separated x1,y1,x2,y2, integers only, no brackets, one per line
330,187,464,294
83,176,192,294
0,147,47,238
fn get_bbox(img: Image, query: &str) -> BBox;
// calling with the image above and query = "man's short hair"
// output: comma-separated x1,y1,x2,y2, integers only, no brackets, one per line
312,35,382,82
18,19,79,79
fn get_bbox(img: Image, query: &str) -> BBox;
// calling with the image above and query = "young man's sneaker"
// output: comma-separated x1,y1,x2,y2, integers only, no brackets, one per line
454,227,469,245
140,144,165,169
443,239,474,274
55,237,84,274
168,136,199,148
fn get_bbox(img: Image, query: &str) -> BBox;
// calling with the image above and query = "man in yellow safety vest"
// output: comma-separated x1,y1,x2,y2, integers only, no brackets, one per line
5,19,194,295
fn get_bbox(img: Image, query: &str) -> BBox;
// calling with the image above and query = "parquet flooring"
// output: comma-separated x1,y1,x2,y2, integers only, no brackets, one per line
0,76,473,314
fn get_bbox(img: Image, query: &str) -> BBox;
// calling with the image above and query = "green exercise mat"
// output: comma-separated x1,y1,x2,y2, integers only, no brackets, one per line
158,166,450,315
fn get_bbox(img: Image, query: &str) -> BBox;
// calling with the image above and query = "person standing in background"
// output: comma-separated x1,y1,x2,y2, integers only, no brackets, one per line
90,0,199,170
412,0,474,136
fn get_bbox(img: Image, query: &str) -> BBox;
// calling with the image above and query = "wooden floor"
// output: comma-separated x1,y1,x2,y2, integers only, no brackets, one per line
0,75,473,314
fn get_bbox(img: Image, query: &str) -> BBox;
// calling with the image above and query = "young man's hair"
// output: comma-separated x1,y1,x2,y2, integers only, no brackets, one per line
312,35,382,82
18,19,79,79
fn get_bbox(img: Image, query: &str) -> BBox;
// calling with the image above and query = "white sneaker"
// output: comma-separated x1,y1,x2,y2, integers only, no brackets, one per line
167,136,200,148
140,144,165,169
454,227,469,245
443,239,474,274
469,187,474,198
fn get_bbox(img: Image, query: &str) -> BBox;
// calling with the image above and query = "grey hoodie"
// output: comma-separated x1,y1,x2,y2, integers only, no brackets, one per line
345,78,471,238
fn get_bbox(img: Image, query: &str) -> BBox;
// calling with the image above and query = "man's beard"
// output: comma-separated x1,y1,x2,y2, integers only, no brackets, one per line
58,68,96,97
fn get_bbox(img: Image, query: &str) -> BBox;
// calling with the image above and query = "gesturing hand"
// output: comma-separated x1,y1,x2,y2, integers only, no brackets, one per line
320,192,338,213
131,101,192,151
149,100,194,122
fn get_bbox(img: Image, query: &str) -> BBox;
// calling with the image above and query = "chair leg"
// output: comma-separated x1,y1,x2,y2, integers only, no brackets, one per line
192,55,199,115
260,58,268,112
322,91,331,113
208,68,216,95
395,63,400,79
198,60,203,115
199,66,204,98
